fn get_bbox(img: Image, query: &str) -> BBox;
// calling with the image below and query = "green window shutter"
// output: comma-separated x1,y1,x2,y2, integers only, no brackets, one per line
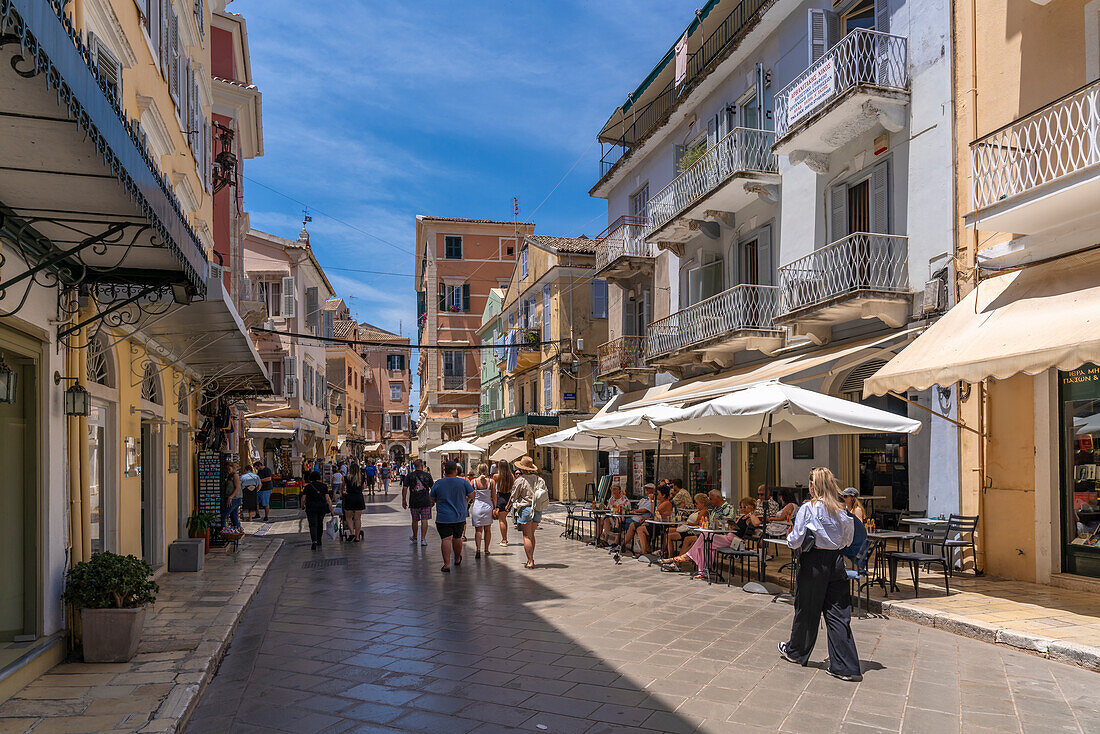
462,283,471,312
438,282,446,311
416,291,425,319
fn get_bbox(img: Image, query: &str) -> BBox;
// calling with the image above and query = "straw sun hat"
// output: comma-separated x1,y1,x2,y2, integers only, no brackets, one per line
513,455,538,473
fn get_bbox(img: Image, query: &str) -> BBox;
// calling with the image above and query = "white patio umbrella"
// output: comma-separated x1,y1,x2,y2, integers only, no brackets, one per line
489,441,526,462
424,440,484,454
653,381,921,593
536,426,658,501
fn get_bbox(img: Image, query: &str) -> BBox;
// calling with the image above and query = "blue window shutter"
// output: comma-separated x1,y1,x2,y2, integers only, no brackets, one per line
592,279,608,319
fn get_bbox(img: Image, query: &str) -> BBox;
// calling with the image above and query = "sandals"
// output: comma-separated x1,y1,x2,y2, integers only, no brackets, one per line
483,549,491,556
441,566,450,573
524,561,535,569
499,541,508,547
475,550,481,559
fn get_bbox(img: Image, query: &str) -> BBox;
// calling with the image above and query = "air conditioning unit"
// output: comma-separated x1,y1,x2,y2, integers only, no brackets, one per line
922,277,945,314
262,318,275,330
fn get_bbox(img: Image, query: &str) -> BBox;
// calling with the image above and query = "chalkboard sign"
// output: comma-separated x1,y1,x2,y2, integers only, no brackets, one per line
197,450,222,515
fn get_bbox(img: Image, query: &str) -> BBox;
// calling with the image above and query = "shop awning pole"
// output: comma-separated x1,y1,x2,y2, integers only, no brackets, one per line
887,391,983,436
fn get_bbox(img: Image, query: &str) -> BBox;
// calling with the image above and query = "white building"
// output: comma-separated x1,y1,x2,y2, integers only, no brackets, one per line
591,0,958,511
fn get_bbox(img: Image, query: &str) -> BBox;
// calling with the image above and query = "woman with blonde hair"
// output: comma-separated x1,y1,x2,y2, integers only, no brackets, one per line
778,467,862,682
494,461,515,547
470,462,496,558
510,455,547,569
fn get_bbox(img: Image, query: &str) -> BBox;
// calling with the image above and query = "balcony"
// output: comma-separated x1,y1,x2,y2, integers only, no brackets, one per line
594,216,656,284
439,375,478,393
496,328,542,374
646,128,779,246
597,336,654,390
775,233,911,345
966,80,1100,236
477,410,559,435
646,284,784,377
774,29,909,166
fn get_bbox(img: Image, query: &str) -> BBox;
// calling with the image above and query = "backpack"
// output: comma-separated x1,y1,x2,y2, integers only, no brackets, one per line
409,473,431,507
531,476,550,512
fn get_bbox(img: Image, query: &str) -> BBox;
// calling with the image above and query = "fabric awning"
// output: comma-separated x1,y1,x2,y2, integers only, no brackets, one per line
247,427,296,439
364,443,384,453
623,329,922,410
865,249,1100,396
473,427,523,450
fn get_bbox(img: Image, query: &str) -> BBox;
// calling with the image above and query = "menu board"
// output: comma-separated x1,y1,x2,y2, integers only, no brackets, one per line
197,450,222,515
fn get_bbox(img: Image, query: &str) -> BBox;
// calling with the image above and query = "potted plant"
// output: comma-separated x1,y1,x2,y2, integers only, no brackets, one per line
62,552,158,663
185,511,217,553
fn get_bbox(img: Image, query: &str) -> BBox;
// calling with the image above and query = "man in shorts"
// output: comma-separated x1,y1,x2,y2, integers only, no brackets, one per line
402,459,434,546
256,462,274,521
364,461,377,494
429,461,475,573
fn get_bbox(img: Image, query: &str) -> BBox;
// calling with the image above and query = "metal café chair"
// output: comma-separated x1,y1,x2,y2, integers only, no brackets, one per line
846,538,879,616
941,514,980,576
715,528,763,587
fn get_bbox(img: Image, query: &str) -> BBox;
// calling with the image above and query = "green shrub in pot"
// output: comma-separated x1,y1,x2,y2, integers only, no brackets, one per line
63,552,158,662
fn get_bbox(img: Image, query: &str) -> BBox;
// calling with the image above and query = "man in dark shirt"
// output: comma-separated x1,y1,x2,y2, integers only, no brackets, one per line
257,464,274,522
402,459,434,547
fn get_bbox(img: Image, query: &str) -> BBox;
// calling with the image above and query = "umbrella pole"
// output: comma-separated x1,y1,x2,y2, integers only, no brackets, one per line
593,437,601,504
654,428,663,495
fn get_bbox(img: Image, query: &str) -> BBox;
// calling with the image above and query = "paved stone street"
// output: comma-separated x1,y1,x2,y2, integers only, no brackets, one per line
184,496,1100,734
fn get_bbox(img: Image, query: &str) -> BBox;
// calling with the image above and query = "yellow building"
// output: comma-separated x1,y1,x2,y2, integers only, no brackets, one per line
869,0,1100,586
475,235,610,499
0,0,265,701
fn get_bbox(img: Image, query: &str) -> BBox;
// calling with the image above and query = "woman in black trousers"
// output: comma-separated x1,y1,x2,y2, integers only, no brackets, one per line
302,470,335,550
778,467,862,682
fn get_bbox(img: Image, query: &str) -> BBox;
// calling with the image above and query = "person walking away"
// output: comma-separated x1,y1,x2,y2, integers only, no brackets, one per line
402,459,434,546
302,470,335,550
430,461,474,572
331,463,344,504
494,461,514,547
470,463,496,558
511,455,549,569
778,467,862,682
343,462,366,542
240,464,262,521
256,462,274,521
221,461,243,531
380,461,391,493
364,461,377,495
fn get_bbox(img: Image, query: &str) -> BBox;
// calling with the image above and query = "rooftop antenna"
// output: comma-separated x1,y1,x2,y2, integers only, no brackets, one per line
513,195,520,247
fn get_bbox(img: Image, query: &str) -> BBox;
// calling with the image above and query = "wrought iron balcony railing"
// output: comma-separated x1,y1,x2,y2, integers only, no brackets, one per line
775,29,909,139
778,233,909,314
970,79,1100,211
597,336,649,377
440,375,477,392
595,216,655,272
646,128,778,237
646,284,780,360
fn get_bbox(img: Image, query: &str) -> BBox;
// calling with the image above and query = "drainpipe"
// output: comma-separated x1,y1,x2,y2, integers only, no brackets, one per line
66,329,84,565
78,343,91,562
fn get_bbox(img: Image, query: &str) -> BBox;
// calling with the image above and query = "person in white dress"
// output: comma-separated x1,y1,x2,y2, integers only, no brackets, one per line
471,463,497,558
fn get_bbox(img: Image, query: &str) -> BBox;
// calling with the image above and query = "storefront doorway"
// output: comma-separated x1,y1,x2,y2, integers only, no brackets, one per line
139,422,162,566
88,403,110,554
742,442,778,501
1059,365,1100,578
0,345,37,642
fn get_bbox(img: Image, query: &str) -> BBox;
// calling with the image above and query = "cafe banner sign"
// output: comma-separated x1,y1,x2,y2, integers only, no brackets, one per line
787,56,836,125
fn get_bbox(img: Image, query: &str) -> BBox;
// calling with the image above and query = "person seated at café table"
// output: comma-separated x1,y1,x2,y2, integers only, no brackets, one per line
661,493,710,562
635,484,675,557
840,487,866,522
769,489,799,523
663,497,761,579
597,483,630,547
670,478,692,512
621,483,656,553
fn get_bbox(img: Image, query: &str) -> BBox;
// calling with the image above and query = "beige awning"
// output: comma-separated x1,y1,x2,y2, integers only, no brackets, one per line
623,328,922,410
472,427,523,449
865,249,1100,396
247,427,296,439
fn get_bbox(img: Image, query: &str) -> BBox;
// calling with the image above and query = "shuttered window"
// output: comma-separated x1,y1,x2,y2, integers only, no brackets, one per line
808,8,839,65
542,285,551,341
591,279,608,319
305,287,319,334
281,276,296,318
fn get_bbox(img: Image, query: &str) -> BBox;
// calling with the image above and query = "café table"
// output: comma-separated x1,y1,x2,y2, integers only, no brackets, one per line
867,530,919,595
643,519,678,561
586,508,612,546
692,527,726,584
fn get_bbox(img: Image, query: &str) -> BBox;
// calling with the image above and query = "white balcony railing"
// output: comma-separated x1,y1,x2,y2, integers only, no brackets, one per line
646,128,778,237
598,335,649,377
646,284,780,359
777,233,909,314
595,216,655,271
775,29,908,139
971,79,1100,210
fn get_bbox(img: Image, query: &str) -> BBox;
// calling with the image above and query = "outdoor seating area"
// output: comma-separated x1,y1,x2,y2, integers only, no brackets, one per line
539,380,979,605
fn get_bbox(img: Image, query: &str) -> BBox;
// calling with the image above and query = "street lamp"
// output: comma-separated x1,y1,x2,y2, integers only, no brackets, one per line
0,354,16,404
334,403,344,418
54,371,90,416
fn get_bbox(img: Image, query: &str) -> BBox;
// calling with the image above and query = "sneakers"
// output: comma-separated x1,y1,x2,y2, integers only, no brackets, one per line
420,539,428,546
778,642,801,665
825,669,863,682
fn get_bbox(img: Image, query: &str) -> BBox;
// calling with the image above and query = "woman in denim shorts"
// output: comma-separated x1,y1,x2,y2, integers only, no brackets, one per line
511,456,545,569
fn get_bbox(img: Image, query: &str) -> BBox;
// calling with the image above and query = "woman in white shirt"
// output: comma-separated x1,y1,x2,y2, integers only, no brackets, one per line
777,467,862,682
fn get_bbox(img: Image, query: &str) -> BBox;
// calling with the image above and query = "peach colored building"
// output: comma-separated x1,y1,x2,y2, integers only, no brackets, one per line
323,299,368,459
414,216,534,474
358,323,413,464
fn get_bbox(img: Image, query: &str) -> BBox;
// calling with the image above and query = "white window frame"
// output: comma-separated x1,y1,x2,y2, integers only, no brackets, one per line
389,383,402,402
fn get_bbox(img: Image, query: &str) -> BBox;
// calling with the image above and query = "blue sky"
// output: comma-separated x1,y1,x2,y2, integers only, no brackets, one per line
230,0,696,406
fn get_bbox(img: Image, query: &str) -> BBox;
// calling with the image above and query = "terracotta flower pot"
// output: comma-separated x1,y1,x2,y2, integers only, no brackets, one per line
80,607,146,663
189,528,210,554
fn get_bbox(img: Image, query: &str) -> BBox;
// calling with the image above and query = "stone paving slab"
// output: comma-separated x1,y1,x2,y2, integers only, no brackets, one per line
0,537,282,733
185,495,1100,734
544,504,1100,672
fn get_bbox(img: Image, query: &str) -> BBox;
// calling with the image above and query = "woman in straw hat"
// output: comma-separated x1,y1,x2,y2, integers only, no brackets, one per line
511,455,546,569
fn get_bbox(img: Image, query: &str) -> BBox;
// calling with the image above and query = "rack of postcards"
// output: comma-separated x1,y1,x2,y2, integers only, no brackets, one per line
197,450,223,516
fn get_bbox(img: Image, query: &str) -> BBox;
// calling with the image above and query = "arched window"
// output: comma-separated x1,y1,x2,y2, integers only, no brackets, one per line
86,331,115,388
141,362,162,404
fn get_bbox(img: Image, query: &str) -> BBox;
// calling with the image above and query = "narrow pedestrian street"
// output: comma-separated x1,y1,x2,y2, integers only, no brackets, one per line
184,496,1098,734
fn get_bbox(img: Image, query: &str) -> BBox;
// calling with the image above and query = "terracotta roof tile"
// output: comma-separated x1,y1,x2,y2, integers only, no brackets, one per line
526,234,597,254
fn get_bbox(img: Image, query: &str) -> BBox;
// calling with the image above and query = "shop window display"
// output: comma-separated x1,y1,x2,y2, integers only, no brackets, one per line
1061,365,1100,577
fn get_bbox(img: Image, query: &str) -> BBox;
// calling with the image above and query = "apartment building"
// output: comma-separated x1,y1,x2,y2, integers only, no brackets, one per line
359,323,413,463
0,0,268,698
414,216,534,475
476,235,610,499
589,0,957,508
323,298,367,459
476,288,507,424
243,227,334,477
870,0,1100,585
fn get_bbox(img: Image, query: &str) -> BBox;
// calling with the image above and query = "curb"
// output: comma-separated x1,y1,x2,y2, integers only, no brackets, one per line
879,599,1100,673
144,537,284,734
